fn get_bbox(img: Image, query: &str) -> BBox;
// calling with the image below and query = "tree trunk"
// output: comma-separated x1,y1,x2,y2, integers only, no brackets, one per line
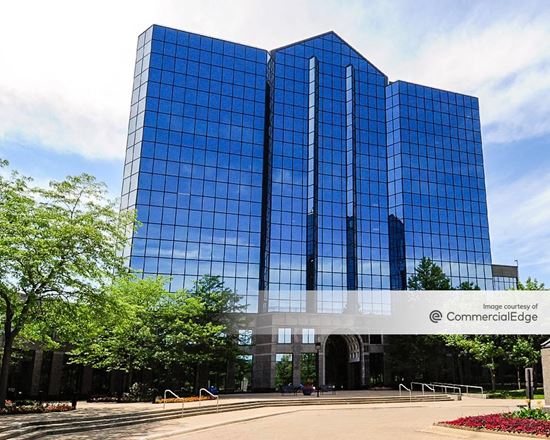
457,355,464,384
517,367,521,390
0,333,14,408
490,368,496,392
194,364,199,395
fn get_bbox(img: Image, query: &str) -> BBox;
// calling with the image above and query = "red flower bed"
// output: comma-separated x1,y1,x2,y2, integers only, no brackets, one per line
441,413,550,437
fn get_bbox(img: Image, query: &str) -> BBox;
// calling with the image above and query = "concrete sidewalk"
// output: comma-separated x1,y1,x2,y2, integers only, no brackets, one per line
174,402,524,440
0,389,444,431
47,397,532,440
0,389,445,431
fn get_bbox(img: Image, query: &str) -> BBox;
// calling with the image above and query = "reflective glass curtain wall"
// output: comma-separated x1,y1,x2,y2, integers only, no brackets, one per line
493,276,516,290
386,81,493,289
122,28,498,318
264,33,390,313
121,25,268,312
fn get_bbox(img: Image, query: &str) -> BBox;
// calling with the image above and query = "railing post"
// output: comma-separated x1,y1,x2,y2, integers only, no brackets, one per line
162,389,184,413
399,383,412,401
198,387,220,412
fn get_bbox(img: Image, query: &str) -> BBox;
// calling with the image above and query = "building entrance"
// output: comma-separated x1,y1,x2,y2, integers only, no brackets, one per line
324,334,361,389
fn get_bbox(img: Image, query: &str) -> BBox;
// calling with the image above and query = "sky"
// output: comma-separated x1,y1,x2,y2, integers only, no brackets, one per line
1,0,549,284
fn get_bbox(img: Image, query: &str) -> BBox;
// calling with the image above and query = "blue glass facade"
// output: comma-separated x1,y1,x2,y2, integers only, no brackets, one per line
122,26,500,313
387,81,492,289
121,25,267,312
264,33,389,313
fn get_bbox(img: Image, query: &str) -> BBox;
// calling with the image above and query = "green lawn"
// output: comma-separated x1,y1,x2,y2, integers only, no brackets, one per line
487,389,544,399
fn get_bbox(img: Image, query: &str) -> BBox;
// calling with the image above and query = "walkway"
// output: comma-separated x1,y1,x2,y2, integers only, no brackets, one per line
174,401,530,440
40,396,531,440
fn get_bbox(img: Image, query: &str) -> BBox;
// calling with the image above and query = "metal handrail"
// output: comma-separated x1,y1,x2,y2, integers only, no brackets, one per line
399,383,412,400
431,382,484,395
424,383,436,400
431,383,462,396
163,389,184,413
199,387,220,413
411,381,461,398
410,381,435,396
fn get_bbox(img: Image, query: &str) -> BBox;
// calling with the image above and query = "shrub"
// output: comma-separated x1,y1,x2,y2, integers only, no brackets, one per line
128,382,155,401
0,401,73,415
87,383,156,403
510,407,550,420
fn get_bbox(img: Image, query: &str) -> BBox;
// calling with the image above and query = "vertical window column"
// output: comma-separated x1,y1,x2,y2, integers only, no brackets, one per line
306,57,318,307
345,65,358,292
259,57,275,312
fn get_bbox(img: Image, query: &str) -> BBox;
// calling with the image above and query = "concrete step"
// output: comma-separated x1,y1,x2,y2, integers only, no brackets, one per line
1,395,452,436
0,394,454,439
0,395,451,432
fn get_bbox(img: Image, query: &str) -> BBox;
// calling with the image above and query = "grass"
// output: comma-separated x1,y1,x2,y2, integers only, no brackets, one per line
486,389,544,399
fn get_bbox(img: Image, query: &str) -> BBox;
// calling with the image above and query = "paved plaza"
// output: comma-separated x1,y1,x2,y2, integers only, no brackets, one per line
175,402,525,440
31,394,533,440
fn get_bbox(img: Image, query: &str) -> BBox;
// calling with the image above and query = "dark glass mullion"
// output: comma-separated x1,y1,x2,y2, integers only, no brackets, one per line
306,57,318,296
345,65,358,291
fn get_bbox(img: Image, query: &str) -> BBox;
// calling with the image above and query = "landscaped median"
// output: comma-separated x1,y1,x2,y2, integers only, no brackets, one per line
0,400,73,415
439,408,550,437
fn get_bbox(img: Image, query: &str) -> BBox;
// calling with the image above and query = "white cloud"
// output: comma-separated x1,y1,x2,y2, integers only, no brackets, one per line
488,168,550,282
1,0,548,282
385,11,550,144
1,1,549,159
0,0,365,160
0,90,125,160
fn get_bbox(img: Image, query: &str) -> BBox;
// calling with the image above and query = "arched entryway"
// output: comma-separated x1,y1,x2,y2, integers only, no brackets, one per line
324,334,362,389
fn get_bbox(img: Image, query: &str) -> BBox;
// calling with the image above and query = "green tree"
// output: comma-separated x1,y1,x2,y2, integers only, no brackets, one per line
504,278,547,389
457,281,480,290
517,277,546,291
68,276,165,381
407,257,452,290
300,353,316,384
0,162,134,407
70,275,244,393
390,258,453,385
504,336,540,390
152,277,243,391
387,335,451,384
444,335,505,391
275,355,293,387
443,277,547,391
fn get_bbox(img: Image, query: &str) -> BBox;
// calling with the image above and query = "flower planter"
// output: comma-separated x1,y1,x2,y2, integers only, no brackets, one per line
440,413,550,437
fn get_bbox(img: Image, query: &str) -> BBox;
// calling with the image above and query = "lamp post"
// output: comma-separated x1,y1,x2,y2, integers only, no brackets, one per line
315,341,321,398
